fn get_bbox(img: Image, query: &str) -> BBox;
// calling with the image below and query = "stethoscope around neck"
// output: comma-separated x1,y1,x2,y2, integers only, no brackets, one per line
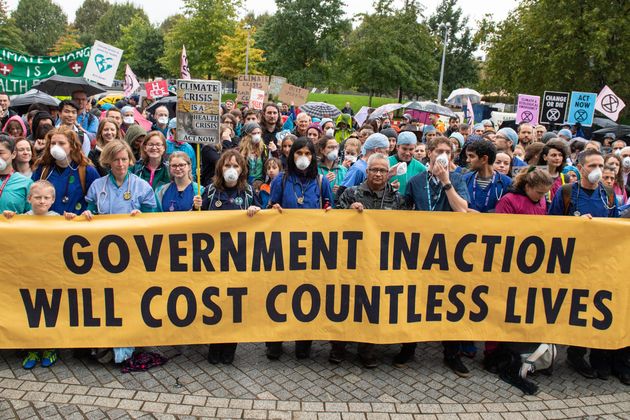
97,174,134,214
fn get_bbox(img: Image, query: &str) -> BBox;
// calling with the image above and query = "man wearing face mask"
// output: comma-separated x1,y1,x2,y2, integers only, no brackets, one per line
152,106,171,137
388,131,426,195
548,149,625,383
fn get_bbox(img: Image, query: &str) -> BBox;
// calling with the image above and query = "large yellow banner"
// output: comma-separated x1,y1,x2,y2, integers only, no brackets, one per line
0,210,628,349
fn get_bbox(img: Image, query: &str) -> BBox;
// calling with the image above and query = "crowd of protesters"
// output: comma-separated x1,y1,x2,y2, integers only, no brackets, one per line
0,89,628,395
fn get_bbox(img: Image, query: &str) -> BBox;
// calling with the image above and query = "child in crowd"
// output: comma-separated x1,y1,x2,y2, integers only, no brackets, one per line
3,180,73,369
259,157,282,208
342,138,361,169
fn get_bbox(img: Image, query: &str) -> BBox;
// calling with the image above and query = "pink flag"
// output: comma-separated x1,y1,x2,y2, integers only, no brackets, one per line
181,45,191,80
466,97,474,125
123,64,139,97
595,85,625,121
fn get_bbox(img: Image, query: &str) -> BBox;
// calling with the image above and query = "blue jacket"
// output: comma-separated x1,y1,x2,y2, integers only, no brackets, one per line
463,170,512,213
270,173,334,209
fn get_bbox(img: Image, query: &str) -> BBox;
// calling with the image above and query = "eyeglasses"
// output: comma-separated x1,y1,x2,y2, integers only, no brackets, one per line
368,168,388,174
146,144,163,149
171,163,188,169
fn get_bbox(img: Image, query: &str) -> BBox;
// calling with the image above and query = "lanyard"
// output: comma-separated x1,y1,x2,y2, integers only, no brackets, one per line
0,171,13,200
426,172,442,211
472,171,498,211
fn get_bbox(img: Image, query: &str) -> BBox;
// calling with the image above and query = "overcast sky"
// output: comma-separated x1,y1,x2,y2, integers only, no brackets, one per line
7,0,519,27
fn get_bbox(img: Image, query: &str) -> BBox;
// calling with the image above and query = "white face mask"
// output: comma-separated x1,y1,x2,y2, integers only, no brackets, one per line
50,144,67,162
396,161,407,175
435,152,449,168
587,167,602,184
345,155,357,163
623,157,630,169
326,150,338,162
251,134,262,144
295,156,311,170
0,157,7,172
325,128,334,137
158,116,169,125
614,149,622,157
223,167,239,184
123,116,134,125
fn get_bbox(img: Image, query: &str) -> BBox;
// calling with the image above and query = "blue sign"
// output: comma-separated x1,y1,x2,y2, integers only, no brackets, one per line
566,91,596,127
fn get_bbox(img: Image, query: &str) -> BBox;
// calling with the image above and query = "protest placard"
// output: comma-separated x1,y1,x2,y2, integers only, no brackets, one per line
516,94,540,125
250,88,265,110
145,80,169,100
236,75,269,103
83,40,123,87
176,79,221,144
540,91,570,124
279,83,310,106
567,91,597,126
269,75,287,97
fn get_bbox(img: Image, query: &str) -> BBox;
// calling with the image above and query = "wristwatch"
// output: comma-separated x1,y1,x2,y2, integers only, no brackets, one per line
443,183,453,190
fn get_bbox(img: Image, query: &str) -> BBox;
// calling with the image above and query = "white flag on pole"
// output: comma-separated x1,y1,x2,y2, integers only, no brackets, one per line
595,85,625,121
123,64,139,97
181,45,191,80
466,97,475,125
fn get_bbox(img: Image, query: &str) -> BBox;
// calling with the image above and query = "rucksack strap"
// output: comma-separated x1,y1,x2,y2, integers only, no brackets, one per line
78,165,87,195
561,183,573,216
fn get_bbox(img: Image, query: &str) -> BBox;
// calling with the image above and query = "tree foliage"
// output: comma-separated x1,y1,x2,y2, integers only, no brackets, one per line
483,0,630,112
426,0,479,100
74,0,112,46
12,0,67,55
256,0,352,87
93,2,149,46
216,24,265,79
160,0,241,79
49,25,82,55
0,0,25,53
344,0,436,104
117,16,167,79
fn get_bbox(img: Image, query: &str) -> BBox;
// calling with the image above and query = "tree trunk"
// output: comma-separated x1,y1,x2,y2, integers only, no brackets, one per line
369,90,373,107
397,86,403,103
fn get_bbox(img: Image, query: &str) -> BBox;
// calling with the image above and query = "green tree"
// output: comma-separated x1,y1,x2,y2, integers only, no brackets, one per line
0,0,25,53
159,14,184,35
160,0,241,79
426,0,479,101
93,2,149,46
74,0,112,46
483,0,630,116
216,24,265,79
256,0,352,87
117,16,167,79
49,25,82,55
12,0,67,55
344,0,436,105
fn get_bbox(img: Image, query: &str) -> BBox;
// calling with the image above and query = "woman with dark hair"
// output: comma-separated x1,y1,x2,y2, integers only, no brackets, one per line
200,148,261,365
495,167,553,215
29,111,54,158
539,139,569,201
32,127,99,215
604,153,628,205
266,137,334,361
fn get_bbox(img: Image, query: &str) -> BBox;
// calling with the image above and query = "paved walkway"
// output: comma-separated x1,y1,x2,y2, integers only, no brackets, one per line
0,342,627,419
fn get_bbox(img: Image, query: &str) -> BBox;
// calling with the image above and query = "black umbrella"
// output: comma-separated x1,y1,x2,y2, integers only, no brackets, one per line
9,89,60,114
32,75,106,97
146,96,177,118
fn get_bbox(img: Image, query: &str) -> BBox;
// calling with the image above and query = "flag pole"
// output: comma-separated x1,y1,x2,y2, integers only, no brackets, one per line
196,143,201,211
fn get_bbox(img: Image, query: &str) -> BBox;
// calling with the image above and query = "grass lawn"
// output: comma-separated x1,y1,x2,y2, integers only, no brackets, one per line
222,92,399,112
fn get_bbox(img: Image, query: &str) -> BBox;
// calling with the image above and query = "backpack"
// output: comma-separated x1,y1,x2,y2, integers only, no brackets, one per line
561,183,615,215
41,165,87,195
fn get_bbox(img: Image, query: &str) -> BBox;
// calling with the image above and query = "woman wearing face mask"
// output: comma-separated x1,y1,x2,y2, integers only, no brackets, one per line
0,135,33,213
321,118,335,139
267,137,335,361
604,154,628,205
89,119,120,176
132,131,171,191
200,149,261,364
317,136,347,194
32,128,99,215
155,152,203,212
120,105,136,134
238,122,268,184
77,140,156,365
13,138,34,178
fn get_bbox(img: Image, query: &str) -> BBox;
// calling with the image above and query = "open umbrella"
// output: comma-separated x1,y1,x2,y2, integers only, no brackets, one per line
32,75,106,97
445,88,482,107
146,96,177,118
299,102,341,119
369,103,404,119
403,101,456,117
9,89,60,112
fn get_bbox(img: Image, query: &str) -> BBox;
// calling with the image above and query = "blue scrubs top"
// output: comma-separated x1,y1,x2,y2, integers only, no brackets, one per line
340,159,367,188
85,173,157,214
32,164,100,214
155,182,203,212
548,182,619,218
463,170,512,213
270,173,334,209
405,171,469,212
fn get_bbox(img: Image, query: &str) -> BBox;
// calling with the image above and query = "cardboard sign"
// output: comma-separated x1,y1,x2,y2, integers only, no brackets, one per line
176,79,221,144
250,88,265,110
540,91,570,125
83,40,123,87
595,85,625,122
236,75,269,103
516,94,540,125
268,75,287,97
567,91,596,127
278,83,309,107
145,80,169,100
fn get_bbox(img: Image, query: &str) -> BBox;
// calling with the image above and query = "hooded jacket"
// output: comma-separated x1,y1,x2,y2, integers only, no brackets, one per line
2,115,27,137
334,113,353,144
